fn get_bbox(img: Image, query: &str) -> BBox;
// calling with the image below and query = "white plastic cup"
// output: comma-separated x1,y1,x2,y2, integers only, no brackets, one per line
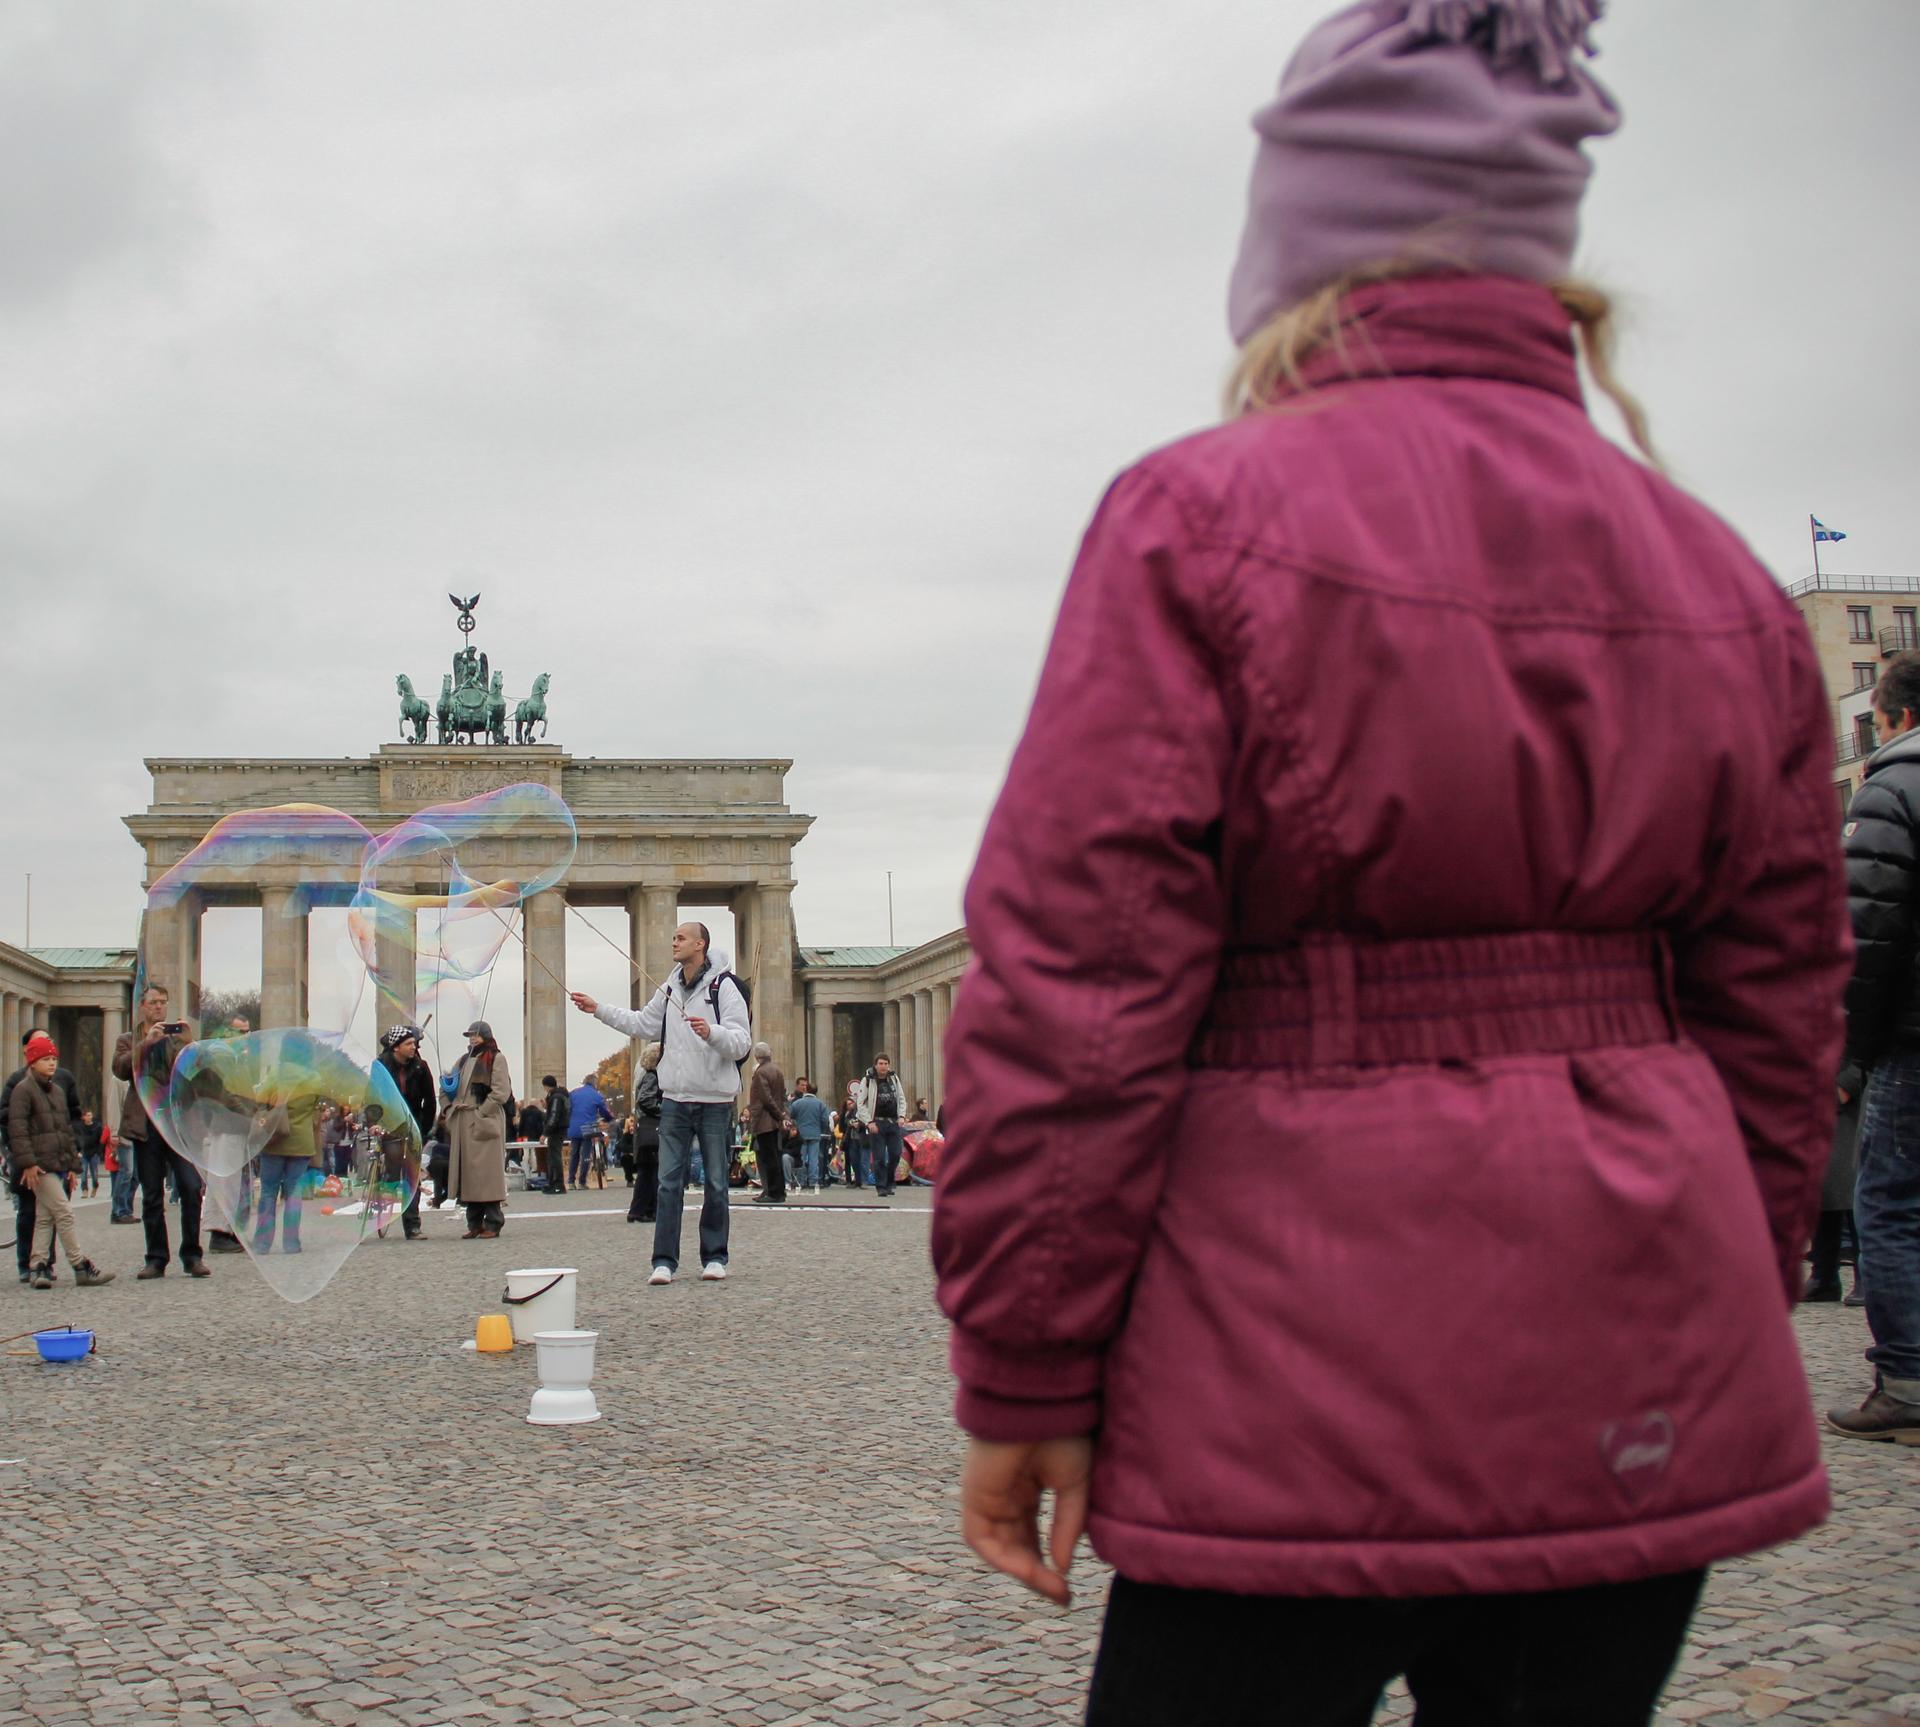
528,1328,600,1426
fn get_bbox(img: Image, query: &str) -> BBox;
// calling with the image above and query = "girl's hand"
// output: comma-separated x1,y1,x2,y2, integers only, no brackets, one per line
959,1435,1094,1607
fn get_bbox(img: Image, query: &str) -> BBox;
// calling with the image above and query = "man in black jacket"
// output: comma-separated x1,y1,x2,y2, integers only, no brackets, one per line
1831,651,1920,1443
375,1024,438,1240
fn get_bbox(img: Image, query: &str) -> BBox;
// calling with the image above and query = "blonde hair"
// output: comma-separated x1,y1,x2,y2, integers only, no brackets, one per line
1223,268,1657,465
639,1040,663,1071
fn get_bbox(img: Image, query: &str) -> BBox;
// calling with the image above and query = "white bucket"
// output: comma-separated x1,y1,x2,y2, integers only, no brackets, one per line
529,1329,601,1426
502,1267,578,1345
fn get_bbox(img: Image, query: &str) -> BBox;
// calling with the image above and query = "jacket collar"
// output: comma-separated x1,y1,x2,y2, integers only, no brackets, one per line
1866,727,1920,774
1286,275,1585,409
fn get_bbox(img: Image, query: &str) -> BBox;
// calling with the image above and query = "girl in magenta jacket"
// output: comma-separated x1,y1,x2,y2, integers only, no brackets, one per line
931,5,1850,1723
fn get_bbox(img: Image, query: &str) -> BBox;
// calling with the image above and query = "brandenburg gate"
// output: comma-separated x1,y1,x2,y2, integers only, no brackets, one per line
124,747,813,1087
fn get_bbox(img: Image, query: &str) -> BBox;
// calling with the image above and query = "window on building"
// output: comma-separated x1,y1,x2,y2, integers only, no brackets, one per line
1857,713,1878,757
1850,606,1874,642
1839,780,1854,818
1896,608,1918,650
1856,662,1880,690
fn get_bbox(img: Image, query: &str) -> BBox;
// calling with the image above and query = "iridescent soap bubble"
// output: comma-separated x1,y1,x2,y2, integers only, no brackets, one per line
133,805,378,1112
169,1031,421,1304
348,785,577,1022
131,785,570,1301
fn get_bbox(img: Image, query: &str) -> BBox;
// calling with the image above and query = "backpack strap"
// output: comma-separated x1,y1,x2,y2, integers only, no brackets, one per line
707,970,746,1018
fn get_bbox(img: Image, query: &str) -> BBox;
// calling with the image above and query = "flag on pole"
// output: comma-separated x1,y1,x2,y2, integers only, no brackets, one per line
1812,517,1848,543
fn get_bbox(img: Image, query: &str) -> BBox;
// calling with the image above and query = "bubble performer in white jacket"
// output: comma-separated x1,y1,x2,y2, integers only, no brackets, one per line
570,921,752,1284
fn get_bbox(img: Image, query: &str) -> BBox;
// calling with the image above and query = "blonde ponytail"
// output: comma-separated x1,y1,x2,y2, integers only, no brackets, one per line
1224,270,1659,468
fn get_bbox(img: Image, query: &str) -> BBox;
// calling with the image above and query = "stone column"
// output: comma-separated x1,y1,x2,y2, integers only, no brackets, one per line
731,889,757,989
522,887,567,1092
141,896,201,1025
184,905,204,1025
372,902,417,1038
898,995,916,1104
1,992,17,1060
629,885,681,1007
294,915,310,1026
811,998,835,1096
259,888,311,1030
930,983,951,1115
752,881,797,1065
624,886,646,1014
913,990,935,1111
883,998,901,1068
100,1002,124,1130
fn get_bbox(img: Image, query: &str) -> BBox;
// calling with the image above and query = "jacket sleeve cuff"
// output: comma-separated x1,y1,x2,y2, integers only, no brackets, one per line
948,1329,1102,1442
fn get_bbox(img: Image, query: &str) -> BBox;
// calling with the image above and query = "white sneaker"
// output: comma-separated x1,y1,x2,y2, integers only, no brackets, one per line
701,1262,727,1281
649,1266,672,1285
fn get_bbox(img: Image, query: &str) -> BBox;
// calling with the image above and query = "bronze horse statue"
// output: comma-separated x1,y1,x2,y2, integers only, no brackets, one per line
515,673,552,744
396,675,431,744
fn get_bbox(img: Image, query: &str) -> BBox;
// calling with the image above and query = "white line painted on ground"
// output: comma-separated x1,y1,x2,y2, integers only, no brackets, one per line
463,1203,932,1222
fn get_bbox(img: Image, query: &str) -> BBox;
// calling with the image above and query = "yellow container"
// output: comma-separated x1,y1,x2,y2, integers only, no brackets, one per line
475,1314,514,1353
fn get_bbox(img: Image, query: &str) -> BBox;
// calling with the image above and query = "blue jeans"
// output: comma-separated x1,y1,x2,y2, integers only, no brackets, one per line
869,1119,904,1194
801,1139,825,1186
253,1154,311,1253
569,1138,593,1185
653,1099,732,1272
1857,1053,1920,1394
110,1157,138,1219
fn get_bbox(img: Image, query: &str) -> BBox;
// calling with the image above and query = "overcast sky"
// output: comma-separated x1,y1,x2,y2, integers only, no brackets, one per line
1,2,1913,1073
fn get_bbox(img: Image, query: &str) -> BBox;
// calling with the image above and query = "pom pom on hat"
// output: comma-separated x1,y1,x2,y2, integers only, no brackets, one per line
1227,0,1620,345
1405,0,1605,83
24,1033,58,1065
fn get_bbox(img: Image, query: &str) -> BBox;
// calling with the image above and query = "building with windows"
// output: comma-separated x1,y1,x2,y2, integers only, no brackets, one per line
0,942,137,1116
1786,573,1920,814
797,932,969,1117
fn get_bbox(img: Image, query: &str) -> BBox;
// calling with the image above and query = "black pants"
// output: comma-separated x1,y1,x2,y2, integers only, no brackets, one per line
544,1132,568,1192
869,1118,903,1195
626,1143,658,1220
1810,1208,1855,1288
135,1135,204,1270
1086,1570,1705,1727
464,1201,503,1233
754,1128,786,1200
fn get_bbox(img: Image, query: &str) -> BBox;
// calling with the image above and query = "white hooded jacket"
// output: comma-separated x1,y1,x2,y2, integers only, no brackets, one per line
593,950,752,1105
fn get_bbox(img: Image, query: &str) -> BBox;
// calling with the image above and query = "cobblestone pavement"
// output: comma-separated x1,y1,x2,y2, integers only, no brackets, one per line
4,1185,1917,1726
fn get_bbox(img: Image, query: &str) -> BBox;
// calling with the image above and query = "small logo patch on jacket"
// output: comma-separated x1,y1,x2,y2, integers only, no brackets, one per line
1845,821,1860,838
1601,1412,1675,1502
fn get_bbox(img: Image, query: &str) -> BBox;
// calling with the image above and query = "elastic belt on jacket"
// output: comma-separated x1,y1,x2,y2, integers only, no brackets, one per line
1189,930,1679,1071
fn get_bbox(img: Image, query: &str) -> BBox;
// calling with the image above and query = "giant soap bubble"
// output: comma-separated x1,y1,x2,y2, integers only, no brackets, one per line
131,784,574,1300
173,1030,420,1303
348,785,577,1034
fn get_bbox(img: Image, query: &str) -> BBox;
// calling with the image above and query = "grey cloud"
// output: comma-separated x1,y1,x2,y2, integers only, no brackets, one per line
0,2,247,311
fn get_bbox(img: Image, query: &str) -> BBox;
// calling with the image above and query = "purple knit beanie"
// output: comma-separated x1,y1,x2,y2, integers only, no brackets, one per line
1227,0,1621,346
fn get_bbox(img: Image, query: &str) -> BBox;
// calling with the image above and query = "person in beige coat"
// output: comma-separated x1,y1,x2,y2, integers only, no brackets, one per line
446,1020,509,1238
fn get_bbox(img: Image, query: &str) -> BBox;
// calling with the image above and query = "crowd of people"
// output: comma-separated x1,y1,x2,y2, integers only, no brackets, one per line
3,919,945,1290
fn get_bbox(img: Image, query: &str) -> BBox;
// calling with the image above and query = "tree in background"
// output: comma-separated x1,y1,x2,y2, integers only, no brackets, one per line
199,989,263,1034
593,1045,632,1107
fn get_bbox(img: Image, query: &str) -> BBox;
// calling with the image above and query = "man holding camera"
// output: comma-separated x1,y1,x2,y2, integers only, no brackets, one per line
112,982,209,1281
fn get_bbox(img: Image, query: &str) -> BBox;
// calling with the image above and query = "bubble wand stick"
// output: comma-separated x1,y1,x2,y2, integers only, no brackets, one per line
485,900,694,1027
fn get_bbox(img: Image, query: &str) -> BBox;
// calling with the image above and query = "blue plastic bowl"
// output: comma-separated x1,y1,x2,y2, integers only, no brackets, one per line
33,1329,93,1363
